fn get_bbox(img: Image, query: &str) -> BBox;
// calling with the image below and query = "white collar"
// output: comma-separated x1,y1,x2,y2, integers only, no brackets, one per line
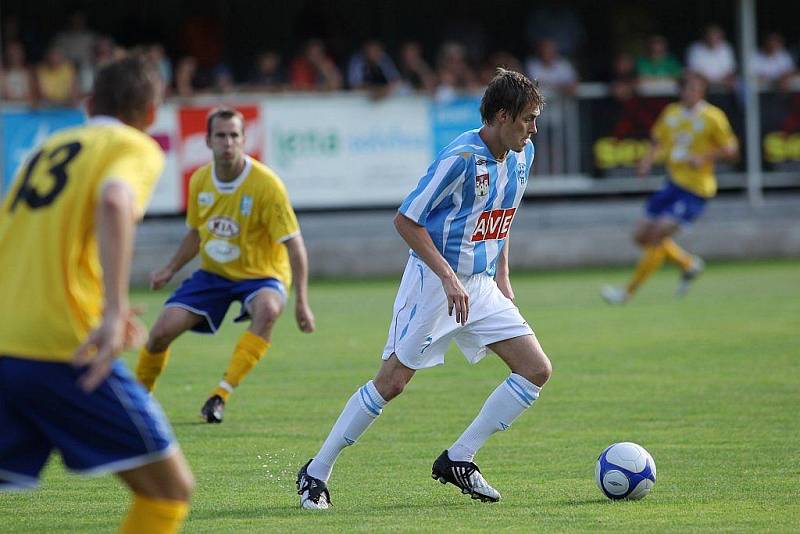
87,115,123,126
212,155,252,194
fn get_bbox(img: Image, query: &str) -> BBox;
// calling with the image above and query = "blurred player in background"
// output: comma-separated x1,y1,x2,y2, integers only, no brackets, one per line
601,74,738,304
297,68,551,508
135,107,315,423
0,55,194,534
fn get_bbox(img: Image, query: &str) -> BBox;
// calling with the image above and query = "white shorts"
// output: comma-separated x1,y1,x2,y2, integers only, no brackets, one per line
382,256,534,370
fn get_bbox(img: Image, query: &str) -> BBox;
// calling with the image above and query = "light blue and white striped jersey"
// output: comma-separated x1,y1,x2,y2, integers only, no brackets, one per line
398,128,534,277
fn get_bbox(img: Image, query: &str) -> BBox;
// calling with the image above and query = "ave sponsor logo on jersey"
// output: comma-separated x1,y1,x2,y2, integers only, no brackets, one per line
475,158,489,197
207,216,240,238
470,208,516,242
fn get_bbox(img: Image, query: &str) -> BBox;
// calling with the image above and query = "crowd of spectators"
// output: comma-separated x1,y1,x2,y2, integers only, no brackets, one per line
2,13,799,109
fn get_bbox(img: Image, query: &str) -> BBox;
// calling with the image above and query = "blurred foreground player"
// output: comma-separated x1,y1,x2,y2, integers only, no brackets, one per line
297,69,551,508
135,107,315,423
601,74,738,304
0,55,194,533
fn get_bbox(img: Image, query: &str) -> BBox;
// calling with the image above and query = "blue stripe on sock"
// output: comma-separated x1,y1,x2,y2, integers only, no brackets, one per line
505,377,535,407
362,383,384,411
359,387,381,417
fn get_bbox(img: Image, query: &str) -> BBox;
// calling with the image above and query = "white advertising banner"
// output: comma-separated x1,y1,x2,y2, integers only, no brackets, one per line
261,95,433,208
146,103,181,215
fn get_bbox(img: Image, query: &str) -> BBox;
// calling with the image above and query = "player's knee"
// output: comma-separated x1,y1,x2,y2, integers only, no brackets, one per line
517,353,552,388
251,302,281,331
374,375,406,401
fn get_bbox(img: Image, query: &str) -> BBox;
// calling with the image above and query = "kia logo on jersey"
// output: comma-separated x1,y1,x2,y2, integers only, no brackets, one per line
208,216,240,238
470,208,516,241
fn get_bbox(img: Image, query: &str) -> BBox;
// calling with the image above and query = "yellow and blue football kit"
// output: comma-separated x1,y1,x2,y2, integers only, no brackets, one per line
0,117,176,490
137,155,301,405
652,101,737,199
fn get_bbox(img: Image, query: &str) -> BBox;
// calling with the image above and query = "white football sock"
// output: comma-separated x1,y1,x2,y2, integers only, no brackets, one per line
448,373,540,463
307,380,387,482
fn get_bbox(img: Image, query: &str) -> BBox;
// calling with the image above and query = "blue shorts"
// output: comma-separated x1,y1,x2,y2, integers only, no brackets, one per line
645,181,708,225
0,356,175,490
165,270,286,334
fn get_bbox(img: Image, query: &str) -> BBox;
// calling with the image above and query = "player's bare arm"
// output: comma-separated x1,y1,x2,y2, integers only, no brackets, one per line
691,140,739,168
394,212,469,325
637,140,661,178
496,237,514,302
73,182,144,392
150,228,201,289
285,233,315,333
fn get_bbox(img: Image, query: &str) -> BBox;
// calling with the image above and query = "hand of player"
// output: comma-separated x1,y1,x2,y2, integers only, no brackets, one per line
690,154,707,168
150,266,175,290
295,301,316,333
71,308,148,392
496,276,515,303
441,273,469,325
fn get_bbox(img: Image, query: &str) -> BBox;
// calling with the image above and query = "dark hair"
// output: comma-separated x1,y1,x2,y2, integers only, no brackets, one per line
206,107,245,136
480,68,544,124
92,54,161,124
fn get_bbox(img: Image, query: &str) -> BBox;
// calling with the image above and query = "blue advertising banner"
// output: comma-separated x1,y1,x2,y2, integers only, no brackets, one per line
1,108,86,195
430,96,482,155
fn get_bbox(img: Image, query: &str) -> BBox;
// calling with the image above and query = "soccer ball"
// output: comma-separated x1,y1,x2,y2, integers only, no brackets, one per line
595,442,656,500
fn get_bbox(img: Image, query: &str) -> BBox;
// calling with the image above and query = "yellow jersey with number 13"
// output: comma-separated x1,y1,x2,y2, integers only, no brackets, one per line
186,156,300,285
0,117,164,361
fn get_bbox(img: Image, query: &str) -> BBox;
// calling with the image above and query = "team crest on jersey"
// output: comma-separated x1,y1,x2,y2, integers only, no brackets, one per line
240,195,253,216
475,158,489,197
207,216,240,238
517,161,527,184
198,192,214,206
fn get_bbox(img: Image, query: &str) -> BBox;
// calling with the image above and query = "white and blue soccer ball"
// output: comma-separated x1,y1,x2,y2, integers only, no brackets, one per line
595,442,656,500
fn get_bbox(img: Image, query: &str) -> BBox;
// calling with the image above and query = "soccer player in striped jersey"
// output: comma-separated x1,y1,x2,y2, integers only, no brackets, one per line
601,74,739,304
134,107,315,423
0,56,193,533
297,68,551,508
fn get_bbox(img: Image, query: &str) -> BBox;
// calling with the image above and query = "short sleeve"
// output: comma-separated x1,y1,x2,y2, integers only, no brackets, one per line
710,109,737,149
651,107,670,145
265,179,300,243
398,154,467,225
97,136,164,219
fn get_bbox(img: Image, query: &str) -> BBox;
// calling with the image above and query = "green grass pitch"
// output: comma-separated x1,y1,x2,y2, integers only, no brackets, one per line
2,260,798,532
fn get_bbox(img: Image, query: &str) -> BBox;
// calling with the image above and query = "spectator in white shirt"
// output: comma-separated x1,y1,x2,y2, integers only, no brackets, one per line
524,38,577,97
752,32,797,91
686,25,737,89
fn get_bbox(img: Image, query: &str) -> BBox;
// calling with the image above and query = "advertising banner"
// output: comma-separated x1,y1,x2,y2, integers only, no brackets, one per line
430,96,483,155
261,95,432,208
761,91,800,171
580,93,743,177
147,103,182,214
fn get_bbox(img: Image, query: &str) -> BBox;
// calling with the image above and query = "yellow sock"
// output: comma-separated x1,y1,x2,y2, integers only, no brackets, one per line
212,331,270,402
626,245,666,295
661,238,693,271
136,348,170,392
119,494,188,534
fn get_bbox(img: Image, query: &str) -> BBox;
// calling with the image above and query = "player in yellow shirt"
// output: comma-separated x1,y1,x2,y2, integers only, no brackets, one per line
602,74,739,303
135,107,315,423
0,55,193,534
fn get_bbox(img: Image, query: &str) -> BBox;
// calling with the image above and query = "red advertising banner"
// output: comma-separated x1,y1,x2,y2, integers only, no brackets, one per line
177,105,262,210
